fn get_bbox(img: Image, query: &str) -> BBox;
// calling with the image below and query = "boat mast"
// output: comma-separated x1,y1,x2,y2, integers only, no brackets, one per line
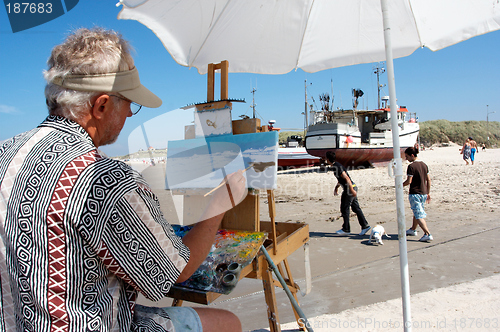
304,80,309,129
251,86,257,118
373,63,386,109
330,78,334,111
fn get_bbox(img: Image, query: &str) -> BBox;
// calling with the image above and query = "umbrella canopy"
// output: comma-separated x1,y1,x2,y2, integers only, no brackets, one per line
118,0,500,74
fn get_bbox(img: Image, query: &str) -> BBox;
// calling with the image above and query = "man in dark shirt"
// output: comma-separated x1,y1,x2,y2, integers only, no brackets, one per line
403,147,433,242
325,151,371,236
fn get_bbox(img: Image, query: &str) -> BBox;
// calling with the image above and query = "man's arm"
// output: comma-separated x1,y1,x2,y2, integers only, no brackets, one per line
177,170,247,283
177,213,224,282
341,171,356,197
334,182,341,195
403,175,412,187
426,173,431,202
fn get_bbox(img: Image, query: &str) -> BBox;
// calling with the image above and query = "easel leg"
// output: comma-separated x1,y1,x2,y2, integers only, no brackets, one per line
262,259,281,332
172,299,183,307
267,190,278,255
283,259,307,332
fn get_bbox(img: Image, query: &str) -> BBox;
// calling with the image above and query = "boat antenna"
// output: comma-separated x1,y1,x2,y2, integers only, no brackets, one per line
304,79,312,130
373,62,386,109
330,78,334,111
250,86,257,118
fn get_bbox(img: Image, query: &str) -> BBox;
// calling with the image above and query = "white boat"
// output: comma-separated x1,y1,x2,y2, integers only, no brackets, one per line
304,68,419,167
270,131,321,169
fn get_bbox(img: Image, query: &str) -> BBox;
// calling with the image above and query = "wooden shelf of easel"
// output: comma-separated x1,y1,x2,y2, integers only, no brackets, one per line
167,222,308,306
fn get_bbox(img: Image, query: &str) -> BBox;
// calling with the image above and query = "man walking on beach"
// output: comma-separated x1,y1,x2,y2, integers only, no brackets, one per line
403,146,433,242
0,27,246,332
326,151,371,236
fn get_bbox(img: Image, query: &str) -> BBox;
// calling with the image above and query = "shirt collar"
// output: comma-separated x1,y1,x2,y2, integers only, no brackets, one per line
38,115,95,146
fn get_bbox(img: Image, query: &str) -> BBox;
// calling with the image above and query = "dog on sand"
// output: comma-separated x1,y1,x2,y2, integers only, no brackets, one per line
368,225,391,245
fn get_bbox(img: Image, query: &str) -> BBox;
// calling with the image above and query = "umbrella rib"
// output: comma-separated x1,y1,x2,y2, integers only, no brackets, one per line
295,0,316,70
190,0,233,68
407,0,424,48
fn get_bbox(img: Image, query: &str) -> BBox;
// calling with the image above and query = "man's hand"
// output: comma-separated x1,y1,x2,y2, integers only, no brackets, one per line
349,185,357,197
202,170,247,221
334,184,340,196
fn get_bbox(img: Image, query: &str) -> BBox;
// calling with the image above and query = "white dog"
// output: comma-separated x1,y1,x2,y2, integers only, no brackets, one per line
368,225,391,245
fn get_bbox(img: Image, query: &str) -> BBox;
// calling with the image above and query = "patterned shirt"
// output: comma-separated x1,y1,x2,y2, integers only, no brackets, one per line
0,116,190,332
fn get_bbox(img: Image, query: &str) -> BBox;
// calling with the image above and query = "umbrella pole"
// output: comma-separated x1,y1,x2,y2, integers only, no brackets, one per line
381,0,412,331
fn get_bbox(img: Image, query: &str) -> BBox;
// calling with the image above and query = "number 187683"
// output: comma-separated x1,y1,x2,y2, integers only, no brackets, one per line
5,2,53,14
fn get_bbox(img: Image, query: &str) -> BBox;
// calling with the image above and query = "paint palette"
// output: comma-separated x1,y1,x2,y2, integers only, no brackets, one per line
172,225,267,294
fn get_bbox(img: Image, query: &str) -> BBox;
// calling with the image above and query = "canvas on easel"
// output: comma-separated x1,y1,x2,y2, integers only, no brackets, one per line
165,131,278,190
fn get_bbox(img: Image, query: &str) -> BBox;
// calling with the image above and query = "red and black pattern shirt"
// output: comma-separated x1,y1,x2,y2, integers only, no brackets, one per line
0,116,189,332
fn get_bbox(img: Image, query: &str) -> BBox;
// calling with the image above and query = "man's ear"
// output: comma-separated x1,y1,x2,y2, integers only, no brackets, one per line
91,94,111,120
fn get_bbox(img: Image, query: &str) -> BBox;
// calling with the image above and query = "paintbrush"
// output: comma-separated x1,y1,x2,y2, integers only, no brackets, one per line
203,161,275,197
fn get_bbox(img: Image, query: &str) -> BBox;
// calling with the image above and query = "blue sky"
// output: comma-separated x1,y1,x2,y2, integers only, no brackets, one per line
1,1,499,157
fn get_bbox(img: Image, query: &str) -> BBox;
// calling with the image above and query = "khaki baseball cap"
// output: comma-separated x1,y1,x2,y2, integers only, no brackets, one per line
51,67,162,108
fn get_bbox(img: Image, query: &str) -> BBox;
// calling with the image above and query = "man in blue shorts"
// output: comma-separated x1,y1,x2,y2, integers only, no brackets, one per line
403,147,433,242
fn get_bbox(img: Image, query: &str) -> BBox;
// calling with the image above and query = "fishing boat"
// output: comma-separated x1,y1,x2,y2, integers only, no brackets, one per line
267,121,321,169
305,67,419,167
278,146,321,169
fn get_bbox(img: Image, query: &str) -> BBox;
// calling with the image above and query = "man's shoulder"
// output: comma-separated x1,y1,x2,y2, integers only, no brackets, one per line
332,161,345,170
330,162,347,178
86,157,140,183
412,160,428,172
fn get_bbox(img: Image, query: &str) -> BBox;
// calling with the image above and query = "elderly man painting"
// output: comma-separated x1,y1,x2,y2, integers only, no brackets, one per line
0,27,246,332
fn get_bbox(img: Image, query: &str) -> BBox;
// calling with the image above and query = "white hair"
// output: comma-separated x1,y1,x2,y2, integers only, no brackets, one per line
44,27,134,121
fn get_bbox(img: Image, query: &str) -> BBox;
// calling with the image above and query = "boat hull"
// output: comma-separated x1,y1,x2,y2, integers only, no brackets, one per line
306,146,407,167
278,147,321,169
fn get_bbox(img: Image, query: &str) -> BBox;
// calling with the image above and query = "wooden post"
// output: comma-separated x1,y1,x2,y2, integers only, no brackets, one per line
207,63,215,102
267,190,278,255
220,60,229,100
207,60,229,102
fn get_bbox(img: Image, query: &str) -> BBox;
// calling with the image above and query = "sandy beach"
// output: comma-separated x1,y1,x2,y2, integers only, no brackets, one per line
135,144,500,331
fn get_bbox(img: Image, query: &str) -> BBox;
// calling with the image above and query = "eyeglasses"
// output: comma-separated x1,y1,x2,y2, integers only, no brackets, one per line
109,94,142,115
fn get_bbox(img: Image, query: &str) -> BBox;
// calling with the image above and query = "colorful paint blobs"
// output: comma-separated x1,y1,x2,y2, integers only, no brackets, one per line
172,225,267,294
165,131,278,190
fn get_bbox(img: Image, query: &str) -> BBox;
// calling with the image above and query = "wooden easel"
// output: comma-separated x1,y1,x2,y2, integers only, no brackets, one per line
168,61,309,332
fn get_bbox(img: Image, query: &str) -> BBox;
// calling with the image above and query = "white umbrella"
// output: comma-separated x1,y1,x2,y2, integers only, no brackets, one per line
117,0,499,75
117,1,500,330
